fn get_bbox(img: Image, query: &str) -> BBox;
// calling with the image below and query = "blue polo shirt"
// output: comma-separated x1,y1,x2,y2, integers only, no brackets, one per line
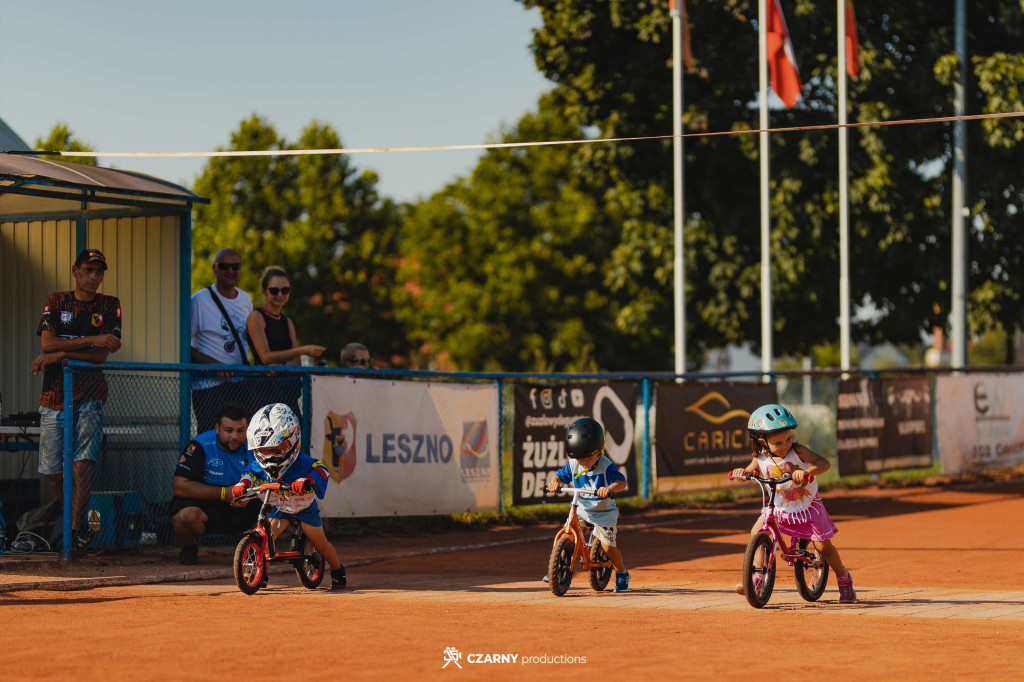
552,455,626,527
174,429,254,486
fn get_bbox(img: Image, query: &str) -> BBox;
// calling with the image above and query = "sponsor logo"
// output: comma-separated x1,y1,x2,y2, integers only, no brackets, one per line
61,310,73,324
364,432,454,464
459,420,490,482
186,443,196,454
90,313,103,327
323,410,357,484
681,391,748,453
207,458,223,468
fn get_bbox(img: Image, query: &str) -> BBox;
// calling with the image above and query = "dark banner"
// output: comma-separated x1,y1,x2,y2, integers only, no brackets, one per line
512,382,638,506
837,377,932,475
655,382,777,481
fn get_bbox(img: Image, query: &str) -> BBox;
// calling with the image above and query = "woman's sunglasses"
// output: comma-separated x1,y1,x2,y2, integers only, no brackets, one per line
348,357,371,367
267,287,291,296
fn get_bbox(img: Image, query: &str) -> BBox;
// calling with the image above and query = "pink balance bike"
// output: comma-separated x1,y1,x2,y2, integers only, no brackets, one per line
547,487,616,597
727,471,828,608
232,482,326,595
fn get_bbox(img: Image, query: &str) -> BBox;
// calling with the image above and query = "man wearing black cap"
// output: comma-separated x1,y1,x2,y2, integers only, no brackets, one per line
30,248,122,554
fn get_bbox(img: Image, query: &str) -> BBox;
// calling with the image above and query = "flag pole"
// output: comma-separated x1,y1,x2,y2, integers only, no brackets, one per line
759,0,773,376
951,0,967,369
671,0,686,377
838,0,851,372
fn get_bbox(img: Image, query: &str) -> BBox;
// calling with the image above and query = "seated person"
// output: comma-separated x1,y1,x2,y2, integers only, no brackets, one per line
169,402,258,564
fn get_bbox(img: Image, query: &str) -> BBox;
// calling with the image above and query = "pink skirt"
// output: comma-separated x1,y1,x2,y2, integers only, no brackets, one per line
758,495,838,542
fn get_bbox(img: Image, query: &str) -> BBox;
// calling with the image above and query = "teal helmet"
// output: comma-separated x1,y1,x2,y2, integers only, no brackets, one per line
747,404,798,437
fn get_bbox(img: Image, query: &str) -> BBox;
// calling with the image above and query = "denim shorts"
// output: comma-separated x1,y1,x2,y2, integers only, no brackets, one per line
38,401,103,475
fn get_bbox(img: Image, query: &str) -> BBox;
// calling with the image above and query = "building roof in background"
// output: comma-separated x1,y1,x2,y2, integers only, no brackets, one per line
0,117,30,152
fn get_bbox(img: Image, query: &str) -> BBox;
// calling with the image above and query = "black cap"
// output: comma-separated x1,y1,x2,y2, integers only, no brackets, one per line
74,248,108,270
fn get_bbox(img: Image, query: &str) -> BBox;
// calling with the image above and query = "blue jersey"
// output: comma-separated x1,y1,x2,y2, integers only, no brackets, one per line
174,430,253,487
553,455,626,527
240,452,330,515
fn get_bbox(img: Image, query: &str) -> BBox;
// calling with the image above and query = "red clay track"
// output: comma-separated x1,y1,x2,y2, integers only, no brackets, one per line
2,478,1023,681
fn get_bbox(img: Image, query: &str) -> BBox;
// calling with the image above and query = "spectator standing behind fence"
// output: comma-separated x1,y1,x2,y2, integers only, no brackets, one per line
30,248,122,553
169,402,258,565
340,342,372,369
190,248,252,434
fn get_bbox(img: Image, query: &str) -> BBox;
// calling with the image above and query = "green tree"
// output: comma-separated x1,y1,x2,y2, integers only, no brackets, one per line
510,0,1024,366
33,123,97,165
191,115,407,365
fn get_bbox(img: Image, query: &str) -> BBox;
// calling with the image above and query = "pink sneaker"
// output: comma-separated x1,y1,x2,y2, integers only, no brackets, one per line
735,572,765,596
837,571,857,603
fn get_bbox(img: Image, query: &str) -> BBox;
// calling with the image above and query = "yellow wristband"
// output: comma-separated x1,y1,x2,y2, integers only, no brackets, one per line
220,486,227,501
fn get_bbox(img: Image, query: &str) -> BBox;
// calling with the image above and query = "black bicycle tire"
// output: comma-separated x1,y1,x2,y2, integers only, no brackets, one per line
294,535,326,589
233,534,265,595
794,538,829,601
588,542,612,591
741,531,776,608
548,535,575,597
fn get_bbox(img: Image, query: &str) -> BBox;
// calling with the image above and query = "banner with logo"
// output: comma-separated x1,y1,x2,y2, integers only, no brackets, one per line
512,382,638,506
655,382,777,493
836,377,932,475
936,373,1024,474
310,377,500,516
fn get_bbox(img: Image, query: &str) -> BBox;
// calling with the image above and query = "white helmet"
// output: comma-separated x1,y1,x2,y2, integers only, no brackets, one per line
247,403,301,480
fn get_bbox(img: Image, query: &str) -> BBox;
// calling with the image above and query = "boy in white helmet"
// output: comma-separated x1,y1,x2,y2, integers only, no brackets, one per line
232,402,346,589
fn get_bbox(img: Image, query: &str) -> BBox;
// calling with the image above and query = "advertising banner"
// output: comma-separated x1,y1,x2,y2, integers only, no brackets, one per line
512,382,638,506
655,382,777,493
936,373,1024,474
310,377,500,517
836,377,932,475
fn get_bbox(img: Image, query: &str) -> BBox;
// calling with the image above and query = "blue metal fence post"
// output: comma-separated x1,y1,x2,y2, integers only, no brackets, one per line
302,372,313,448
178,207,193,449
641,379,652,500
62,362,74,560
496,378,504,512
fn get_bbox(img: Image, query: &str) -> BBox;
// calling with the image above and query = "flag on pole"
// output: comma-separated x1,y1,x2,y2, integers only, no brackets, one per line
765,0,802,108
845,0,861,77
670,0,695,69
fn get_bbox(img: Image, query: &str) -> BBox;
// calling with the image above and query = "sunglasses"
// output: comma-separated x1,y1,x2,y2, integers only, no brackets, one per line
216,262,241,271
348,357,372,367
267,287,291,296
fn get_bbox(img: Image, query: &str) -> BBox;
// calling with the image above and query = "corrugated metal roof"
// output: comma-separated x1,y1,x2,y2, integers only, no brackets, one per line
0,153,208,215
0,117,30,152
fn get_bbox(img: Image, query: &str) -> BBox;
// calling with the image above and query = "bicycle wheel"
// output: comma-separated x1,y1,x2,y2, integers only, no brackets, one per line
547,535,576,597
588,542,612,592
741,531,776,608
794,538,829,601
233,533,266,595
293,535,326,589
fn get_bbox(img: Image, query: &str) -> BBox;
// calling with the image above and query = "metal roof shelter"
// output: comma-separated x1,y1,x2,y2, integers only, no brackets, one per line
0,153,209,418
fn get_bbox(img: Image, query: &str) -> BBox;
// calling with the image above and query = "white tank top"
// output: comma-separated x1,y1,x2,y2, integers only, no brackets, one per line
755,448,818,516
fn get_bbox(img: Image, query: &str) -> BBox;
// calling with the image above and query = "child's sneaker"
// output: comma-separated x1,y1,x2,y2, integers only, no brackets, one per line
614,570,630,593
837,571,857,603
331,564,347,590
734,572,765,596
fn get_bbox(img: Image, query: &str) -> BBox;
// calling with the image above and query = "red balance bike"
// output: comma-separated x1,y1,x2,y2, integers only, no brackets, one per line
232,482,326,595
546,487,616,597
727,472,829,608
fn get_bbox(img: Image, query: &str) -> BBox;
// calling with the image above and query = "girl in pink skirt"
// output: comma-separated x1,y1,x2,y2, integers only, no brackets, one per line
731,403,857,603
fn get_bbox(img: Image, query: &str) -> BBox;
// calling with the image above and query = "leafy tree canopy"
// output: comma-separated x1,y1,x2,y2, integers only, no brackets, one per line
33,123,97,165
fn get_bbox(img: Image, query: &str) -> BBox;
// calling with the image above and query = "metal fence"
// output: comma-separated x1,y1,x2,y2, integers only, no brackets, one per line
20,361,1007,559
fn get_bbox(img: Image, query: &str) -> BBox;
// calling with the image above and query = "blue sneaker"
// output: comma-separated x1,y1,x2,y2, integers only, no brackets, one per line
614,571,630,593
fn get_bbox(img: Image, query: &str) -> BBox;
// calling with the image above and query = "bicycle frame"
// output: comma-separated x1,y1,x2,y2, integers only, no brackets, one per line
730,473,822,570
238,484,307,561
553,487,613,573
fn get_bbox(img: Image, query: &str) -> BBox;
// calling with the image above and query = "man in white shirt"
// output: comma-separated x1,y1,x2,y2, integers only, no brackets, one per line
190,248,253,433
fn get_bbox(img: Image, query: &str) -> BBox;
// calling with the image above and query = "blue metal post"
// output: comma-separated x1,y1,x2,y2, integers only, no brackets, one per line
178,208,193,448
641,379,652,499
302,371,313,447
62,362,74,560
496,378,504,512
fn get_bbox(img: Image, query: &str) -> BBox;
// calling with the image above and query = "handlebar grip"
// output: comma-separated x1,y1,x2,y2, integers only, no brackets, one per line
258,482,282,492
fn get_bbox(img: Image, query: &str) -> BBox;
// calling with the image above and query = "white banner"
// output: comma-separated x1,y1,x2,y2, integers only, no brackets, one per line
936,373,1024,474
310,377,500,516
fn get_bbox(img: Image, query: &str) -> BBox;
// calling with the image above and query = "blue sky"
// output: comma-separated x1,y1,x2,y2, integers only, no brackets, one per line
0,0,549,202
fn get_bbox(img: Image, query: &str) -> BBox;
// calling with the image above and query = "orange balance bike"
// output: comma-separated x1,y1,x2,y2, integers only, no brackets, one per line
727,471,829,608
547,487,617,597
232,482,326,595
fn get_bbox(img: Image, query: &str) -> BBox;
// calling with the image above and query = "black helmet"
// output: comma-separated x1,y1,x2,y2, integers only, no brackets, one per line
565,418,605,459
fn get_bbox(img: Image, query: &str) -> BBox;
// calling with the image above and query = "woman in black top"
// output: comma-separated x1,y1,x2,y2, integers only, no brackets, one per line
246,267,326,366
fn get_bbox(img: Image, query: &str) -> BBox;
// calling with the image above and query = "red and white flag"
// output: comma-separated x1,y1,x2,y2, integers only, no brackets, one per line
845,0,861,77
765,0,802,108
670,0,695,69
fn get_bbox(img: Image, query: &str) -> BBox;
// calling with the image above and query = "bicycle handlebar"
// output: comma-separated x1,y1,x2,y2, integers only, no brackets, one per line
727,472,813,484
234,482,283,500
557,486,617,499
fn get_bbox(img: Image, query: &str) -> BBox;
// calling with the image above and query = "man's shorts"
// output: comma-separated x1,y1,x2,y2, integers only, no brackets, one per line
268,499,322,528
38,401,103,476
578,517,618,547
168,497,260,536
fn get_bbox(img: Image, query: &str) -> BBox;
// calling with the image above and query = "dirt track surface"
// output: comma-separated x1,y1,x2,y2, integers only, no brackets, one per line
3,479,1023,681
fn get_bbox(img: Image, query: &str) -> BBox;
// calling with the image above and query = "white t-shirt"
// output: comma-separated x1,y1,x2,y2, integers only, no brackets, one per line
191,286,252,389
